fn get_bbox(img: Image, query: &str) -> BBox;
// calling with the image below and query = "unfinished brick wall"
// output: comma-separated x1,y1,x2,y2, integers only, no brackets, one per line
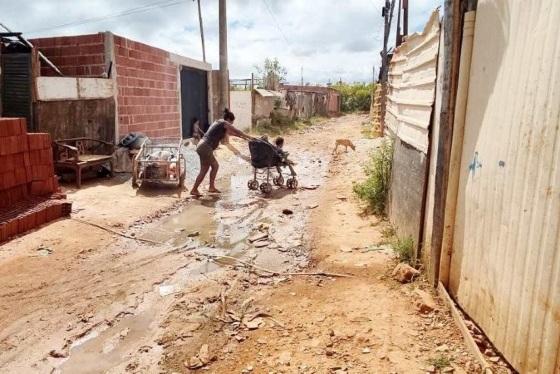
30,34,106,77
0,118,71,243
114,36,180,138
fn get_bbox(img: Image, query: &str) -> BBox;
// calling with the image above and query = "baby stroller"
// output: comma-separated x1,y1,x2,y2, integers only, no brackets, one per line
247,139,298,194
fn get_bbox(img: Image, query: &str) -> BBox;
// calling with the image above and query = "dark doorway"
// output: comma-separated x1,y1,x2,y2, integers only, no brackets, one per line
180,67,208,139
1,52,33,130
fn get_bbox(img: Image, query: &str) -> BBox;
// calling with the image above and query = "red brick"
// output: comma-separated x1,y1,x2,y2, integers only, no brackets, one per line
0,118,23,137
28,133,52,151
5,220,18,239
0,171,15,190
14,168,28,185
0,223,6,243
30,181,47,195
31,165,53,181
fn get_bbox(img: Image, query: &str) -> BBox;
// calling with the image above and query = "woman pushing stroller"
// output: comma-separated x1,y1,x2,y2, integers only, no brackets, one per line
190,108,254,197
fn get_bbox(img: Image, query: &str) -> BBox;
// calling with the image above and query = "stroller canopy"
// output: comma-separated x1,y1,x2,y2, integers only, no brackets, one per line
249,140,283,168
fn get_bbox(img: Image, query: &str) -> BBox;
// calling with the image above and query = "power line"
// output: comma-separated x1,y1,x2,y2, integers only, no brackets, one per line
261,0,290,45
24,0,186,35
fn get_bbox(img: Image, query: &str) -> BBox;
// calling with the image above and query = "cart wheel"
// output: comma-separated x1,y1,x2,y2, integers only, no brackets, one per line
248,179,259,190
260,182,272,194
273,175,284,186
286,178,298,190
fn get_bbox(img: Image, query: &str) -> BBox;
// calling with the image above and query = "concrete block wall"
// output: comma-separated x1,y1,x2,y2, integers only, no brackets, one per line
114,36,180,139
30,34,106,77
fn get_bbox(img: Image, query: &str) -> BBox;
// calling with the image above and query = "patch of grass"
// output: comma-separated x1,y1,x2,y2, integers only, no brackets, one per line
392,235,414,264
352,139,393,215
427,355,453,370
253,115,326,136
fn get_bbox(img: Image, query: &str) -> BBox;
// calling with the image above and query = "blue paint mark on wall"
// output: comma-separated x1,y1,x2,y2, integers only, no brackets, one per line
468,151,482,176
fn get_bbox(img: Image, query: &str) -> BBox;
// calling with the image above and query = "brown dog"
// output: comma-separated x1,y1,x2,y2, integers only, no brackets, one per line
333,139,356,154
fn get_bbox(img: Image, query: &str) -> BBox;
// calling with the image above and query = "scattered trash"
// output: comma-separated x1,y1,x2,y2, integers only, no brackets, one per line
187,231,200,237
36,246,53,256
248,233,268,243
253,240,270,248
306,204,319,209
159,285,175,297
49,349,68,358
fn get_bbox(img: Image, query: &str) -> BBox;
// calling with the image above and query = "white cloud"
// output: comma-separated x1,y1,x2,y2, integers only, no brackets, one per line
3,0,442,83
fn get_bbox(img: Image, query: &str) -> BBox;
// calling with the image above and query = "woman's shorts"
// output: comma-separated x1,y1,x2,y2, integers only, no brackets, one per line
196,142,217,165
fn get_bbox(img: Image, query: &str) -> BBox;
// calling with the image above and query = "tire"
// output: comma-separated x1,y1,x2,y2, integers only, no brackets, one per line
248,180,259,190
273,175,284,186
286,178,298,190
260,182,272,194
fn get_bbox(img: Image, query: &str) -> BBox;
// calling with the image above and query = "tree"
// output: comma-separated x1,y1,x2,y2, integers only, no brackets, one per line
255,58,287,91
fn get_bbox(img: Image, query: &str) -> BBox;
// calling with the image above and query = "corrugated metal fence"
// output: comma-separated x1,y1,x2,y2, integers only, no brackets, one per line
447,1,560,372
386,10,440,154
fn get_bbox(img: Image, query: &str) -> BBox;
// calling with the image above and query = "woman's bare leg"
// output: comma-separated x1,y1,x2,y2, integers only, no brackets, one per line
208,160,221,193
191,163,210,196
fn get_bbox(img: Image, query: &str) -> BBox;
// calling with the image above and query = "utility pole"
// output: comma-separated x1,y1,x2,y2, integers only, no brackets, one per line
395,0,402,47
219,0,229,111
195,0,206,62
380,0,396,84
380,0,395,134
403,0,408,37
300,66,303,86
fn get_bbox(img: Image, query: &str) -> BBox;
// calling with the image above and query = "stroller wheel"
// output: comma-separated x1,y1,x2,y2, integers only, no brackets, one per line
248,179,259,190
260,182,273,194
286,178,298,190
273,175,284,186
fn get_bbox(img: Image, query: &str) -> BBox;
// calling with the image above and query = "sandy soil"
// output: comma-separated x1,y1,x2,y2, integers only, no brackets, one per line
0,114,486,374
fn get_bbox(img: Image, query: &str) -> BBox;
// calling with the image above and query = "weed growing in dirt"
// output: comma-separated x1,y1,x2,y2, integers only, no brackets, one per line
380,225,396,242
360,121,381,139
254,116,327,136
392,235,414,263
427,355,453,370
352,139,393,215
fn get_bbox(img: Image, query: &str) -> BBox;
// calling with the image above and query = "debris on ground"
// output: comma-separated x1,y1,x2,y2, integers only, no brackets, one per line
392,262,420,283
414,288,438,314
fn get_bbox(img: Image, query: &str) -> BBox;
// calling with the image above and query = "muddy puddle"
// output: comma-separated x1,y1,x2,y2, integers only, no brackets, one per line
59,309,157,373
57,148,322,373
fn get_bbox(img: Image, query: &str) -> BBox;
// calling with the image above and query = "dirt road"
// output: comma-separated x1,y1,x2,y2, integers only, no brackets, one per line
0,114,478,373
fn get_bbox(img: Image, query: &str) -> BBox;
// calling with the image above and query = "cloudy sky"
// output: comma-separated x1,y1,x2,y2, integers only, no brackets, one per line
4,0,441,84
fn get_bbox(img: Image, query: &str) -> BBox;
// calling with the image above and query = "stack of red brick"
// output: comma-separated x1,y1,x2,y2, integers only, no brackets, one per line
0,118,71,243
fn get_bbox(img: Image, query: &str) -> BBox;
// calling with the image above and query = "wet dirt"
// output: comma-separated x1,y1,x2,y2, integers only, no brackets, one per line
0,115,343,373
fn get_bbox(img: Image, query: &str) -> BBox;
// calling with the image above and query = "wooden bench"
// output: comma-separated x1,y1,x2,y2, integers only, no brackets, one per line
53,138,115,188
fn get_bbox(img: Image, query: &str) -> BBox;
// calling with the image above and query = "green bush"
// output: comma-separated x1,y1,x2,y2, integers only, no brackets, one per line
353,139,393,215
392,235,414,263
332,82,376,112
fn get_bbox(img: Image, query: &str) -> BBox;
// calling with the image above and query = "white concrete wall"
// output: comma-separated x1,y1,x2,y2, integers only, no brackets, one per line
36,76,113,101
230,90,252,131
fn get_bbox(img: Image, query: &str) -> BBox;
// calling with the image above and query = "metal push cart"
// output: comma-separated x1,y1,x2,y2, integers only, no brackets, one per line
132,139,186,188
